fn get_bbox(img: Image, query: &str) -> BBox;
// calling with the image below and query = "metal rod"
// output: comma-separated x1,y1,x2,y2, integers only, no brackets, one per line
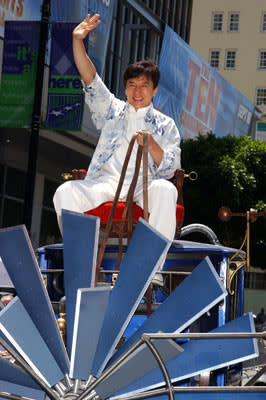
111,385,266,400
0,393,35,400
64,373,74,389
143,331,266,340
173,386,266,392
76,337,144,400
245,364,266,386
0,336,59,400
141,336,174,400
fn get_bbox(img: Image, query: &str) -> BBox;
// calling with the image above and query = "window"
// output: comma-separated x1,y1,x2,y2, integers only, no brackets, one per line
259,50,266,69
225,50,236,69
209,50,220,68
256,88,266,106
211,13,223,32
261,12,266,32
228,12,239,32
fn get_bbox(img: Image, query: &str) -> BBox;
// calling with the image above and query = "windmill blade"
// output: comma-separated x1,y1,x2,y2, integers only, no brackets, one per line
0,297,64,387
0,380,45,400
91,218,172,377
70,287,111,380
0,358,45,400
110,256,227,365
62,210,100,354
0,226,69,374
96,339,183,399
111,313,259,399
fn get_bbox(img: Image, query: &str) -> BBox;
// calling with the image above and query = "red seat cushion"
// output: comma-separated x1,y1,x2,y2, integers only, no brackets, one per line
84,201,184,226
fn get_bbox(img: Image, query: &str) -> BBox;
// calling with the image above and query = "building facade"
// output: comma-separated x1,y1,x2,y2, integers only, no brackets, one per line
189,0,266,114
0,0,193,248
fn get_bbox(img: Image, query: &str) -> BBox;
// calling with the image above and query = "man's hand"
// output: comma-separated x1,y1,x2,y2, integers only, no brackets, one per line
73,14,101,40
136,130,163,167
72,14,101,86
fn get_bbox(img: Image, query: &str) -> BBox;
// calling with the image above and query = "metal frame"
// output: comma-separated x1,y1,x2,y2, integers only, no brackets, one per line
2,330,265,400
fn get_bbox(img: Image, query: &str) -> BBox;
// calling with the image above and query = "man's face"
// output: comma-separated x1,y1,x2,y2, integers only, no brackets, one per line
125,74,158,111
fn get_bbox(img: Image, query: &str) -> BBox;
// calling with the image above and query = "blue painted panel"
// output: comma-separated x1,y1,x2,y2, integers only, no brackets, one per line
62,210,100,354
139,392,266,400
0,297,64,387
113,313,258,397
0,380,45,400
110,257,227,365
96,339,183,399
0,226,69,373
70,287,111,380
92,219,171,377
0,358,43,390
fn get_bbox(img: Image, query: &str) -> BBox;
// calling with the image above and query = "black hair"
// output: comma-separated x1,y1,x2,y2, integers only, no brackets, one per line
123,60,160,89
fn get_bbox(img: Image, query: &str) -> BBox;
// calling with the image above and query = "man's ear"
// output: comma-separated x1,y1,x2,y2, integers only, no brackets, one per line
153,86,158,97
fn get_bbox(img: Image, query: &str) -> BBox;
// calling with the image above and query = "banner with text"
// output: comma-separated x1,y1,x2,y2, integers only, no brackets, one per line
0,21,40,128
0,0,42,38
0,0,88,38
154,26,255,140
45,22,87,130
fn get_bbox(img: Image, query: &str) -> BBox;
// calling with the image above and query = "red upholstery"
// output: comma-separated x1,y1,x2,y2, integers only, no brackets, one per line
84,201,184,227
69,168,185,235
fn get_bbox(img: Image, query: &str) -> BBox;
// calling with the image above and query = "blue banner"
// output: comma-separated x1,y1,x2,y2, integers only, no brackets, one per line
154,26,255,140
87,0,117,76
50,0,88,22
45,22,87,130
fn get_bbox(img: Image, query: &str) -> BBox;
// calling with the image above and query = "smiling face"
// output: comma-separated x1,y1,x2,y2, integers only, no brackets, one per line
125,74,158,111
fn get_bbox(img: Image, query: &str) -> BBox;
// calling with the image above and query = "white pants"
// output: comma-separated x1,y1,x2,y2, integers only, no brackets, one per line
53,178,177,242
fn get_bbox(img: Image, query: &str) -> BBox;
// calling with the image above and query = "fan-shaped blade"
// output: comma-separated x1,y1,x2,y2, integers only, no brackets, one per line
0,358,45,400
62,210,100,354
0,297,64,387
0,381,45,400
111,313,258,398
96,339,183,399
70,287,111,380
0,226,69,373
91,219,171,377
111,256,227,365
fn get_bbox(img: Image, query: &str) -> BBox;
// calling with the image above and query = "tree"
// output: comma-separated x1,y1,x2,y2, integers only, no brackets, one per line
181,133,266,269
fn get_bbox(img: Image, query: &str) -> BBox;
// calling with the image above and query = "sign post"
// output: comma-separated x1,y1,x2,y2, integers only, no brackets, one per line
23,0,51,232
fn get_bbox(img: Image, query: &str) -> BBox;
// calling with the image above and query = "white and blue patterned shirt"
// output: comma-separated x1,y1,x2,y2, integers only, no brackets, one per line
83,74,181,186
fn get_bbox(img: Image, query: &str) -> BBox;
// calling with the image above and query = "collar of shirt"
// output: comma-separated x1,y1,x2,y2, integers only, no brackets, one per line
122,101,154,120
127,103,151,116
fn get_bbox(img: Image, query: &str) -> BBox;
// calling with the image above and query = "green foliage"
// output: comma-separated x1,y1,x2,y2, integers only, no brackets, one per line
181,133,266,269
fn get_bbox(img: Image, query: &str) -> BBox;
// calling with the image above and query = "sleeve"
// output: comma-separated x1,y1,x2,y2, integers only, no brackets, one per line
83,73,118,131
152,119,181,179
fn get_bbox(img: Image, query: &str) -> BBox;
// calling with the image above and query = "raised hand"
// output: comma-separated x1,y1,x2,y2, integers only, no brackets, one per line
73,14,101,40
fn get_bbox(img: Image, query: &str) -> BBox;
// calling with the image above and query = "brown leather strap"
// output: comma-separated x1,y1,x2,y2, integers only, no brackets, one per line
115,143,143,270
95,133,149,285
142,134,152,316
142,134,149,222
95,135,137,285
